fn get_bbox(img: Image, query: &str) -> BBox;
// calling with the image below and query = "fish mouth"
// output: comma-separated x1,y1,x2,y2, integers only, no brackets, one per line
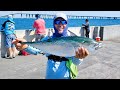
94,42,103,50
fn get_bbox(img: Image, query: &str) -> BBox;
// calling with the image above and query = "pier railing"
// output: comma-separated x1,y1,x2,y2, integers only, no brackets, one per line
1,13,120,19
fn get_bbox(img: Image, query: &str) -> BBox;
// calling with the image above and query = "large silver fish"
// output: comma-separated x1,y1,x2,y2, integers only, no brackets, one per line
22,36,103,57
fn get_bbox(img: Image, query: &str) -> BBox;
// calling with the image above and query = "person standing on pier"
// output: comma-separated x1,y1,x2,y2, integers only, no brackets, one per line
82,19,90,38
33,14,46,42
1,15,17,59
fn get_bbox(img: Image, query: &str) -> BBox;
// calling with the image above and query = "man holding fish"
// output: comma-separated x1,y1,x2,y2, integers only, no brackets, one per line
12,13,89,79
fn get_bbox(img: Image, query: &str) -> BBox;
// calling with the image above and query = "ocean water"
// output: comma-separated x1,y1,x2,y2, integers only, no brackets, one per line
0,18,120,30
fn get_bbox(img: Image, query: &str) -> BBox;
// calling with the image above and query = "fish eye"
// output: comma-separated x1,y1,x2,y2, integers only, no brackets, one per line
47,39,51,42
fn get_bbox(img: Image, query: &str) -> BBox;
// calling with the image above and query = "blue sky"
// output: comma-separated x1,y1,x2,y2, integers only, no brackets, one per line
0,11,120,17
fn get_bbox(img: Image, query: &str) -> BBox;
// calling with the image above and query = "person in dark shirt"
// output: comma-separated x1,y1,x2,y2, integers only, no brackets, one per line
82,19,90,38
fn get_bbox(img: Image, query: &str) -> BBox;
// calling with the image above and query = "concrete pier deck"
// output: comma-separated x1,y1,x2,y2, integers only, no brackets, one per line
0,39,120,79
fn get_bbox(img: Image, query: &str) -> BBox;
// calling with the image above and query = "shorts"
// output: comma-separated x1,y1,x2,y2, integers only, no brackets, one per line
5,34,16,48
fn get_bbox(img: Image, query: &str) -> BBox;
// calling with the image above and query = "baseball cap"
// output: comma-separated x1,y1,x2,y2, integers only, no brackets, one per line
7,15,14,21
54,13,67,21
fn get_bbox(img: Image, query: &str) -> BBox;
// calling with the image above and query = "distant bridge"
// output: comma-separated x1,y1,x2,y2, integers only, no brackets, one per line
1,13,120,19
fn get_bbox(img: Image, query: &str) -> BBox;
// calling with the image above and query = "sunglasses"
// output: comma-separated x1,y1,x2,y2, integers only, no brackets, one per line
54,20,67,25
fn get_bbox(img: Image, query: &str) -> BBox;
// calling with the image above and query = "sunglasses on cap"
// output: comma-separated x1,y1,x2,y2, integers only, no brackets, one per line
54,20,67,25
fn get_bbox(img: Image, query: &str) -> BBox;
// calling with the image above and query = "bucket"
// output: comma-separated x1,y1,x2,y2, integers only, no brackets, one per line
96,37,101,42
